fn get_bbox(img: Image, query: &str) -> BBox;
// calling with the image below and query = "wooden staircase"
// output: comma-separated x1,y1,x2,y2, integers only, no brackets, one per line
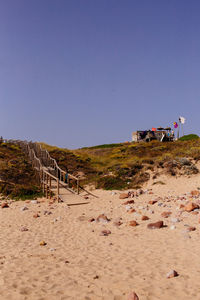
7,140,80,201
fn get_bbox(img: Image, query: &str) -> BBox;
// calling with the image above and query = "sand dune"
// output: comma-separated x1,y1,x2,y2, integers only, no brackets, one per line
1,173,200,299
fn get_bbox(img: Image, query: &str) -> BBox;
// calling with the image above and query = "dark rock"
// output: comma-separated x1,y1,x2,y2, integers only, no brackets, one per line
147,221,164,229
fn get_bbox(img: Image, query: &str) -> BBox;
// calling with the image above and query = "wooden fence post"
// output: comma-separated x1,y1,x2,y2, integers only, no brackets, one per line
77,179,79,195
49,176,52,199
57,178,59,201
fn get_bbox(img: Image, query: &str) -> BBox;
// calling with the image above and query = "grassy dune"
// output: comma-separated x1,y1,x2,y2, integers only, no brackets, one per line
41,137,200,190
0,142,42,199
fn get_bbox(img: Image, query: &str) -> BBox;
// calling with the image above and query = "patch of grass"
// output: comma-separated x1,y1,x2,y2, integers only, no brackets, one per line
0,142,42,199
40,138,200,190
179,134,199,141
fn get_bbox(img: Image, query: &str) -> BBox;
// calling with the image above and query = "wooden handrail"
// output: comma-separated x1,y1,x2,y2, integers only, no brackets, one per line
4,139,80,200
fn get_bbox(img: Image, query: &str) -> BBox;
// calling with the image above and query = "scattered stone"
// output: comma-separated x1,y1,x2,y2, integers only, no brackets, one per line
33,213,40,218
128,208,136,214
31,200,38,204
111,191,116,196
100,230,111,236
171,218,180,223
123,200,134,205
20,227,28,232
184,202,199,212
49,248,56,251
147,221,164,229
129,220,138,227
170,225,176,230
119,193,129,199
1,202,9,208
40,241,47,246
54,216,61,222
44,210,52,215
161,211,172,218
148,200,157,205
166,270,178,278
96,214,110,223
88,218,95,222
93,275,99,279
113,220,123,226
127,291,139,300
84,196,89,200
141,215,149,221
186,226,196,232
21,206,28,211
191,190,200,197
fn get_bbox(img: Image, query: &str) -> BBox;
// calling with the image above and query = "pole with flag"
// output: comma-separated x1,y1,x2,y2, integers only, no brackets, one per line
179,116,186,137
173,122,179,139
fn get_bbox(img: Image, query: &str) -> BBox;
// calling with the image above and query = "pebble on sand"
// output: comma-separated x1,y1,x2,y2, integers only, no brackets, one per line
148,200,157,205
33,213,40,218
184,202,199,212
166,270,179,278
161,211,172,218
1,202,9,208
100,230,111,236
147,221,164,229
20,227,29,232
129,220,138,227
141,215,149,221
40,241,47,246
119,193,129,199
96,214,110,223
127,291,139,300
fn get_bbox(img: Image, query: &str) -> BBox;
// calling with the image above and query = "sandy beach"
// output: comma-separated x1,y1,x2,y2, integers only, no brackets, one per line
1,173,200,300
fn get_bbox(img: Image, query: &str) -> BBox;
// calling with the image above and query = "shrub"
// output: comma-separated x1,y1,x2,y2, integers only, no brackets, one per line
179,134,199,141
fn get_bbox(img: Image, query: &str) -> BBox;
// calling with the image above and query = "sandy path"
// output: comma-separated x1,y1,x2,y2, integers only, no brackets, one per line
1,173,200,299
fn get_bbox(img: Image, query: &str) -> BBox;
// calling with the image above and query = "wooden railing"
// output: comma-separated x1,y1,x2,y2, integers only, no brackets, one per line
5,139,80,200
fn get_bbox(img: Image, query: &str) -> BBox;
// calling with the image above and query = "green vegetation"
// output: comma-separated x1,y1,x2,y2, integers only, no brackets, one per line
0,142,42,199
41,138,200,190
179,134,199,141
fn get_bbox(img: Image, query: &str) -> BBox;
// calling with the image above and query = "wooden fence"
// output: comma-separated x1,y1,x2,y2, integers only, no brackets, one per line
5,139,80,201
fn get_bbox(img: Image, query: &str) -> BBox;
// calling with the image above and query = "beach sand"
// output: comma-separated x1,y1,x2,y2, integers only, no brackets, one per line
1,173,200,300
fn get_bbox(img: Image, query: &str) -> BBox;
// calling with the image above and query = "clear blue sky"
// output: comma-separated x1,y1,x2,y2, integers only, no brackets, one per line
0,0,200,148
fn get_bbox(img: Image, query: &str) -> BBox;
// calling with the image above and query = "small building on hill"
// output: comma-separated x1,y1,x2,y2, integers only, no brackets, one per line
132,127,174,142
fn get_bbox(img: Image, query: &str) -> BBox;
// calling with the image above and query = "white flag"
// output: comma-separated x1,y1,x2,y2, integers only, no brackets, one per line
179,116,186,124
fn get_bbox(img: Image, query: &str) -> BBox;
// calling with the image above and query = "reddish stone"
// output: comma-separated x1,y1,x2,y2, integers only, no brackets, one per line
88,218,95,222
187,226,196,232
147,221,164,229
184,202,199,212
166,270,178,278
128,208,136,214
128,292,139,300
148,200,157,205
141,215,149,221
100,230,111,236
33,213,40,218
96,214,110,223
161,211,172,218
113,220,123,226
179,204,185,209
119,193,129,199
192,211,199,215
1,202,9,208
129,220,138,227
123,200,135,205
191,190,200,197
